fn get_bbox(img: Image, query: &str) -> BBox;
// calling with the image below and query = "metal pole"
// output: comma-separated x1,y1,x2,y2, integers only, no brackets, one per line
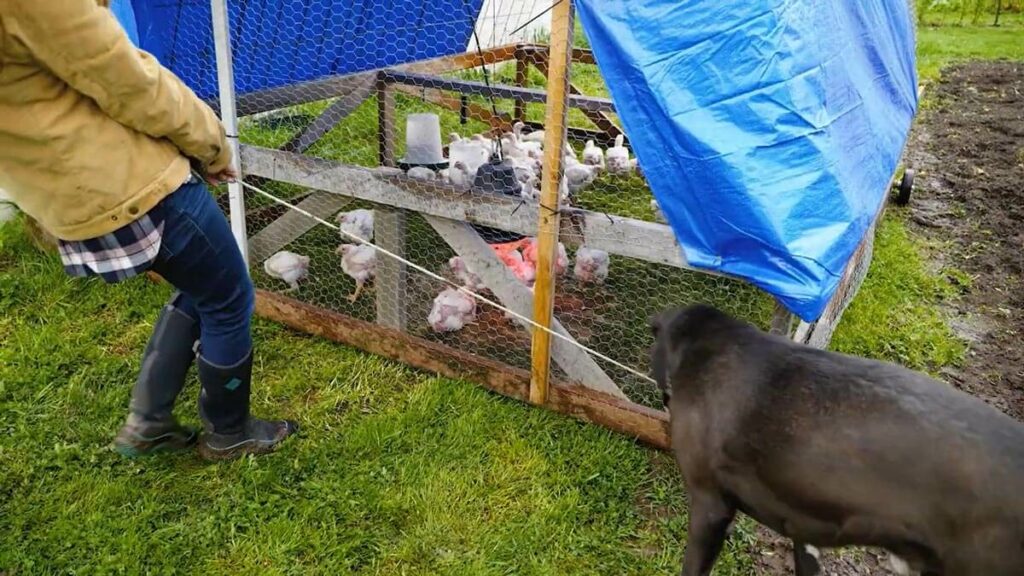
211,0,249,265
529,0,574,405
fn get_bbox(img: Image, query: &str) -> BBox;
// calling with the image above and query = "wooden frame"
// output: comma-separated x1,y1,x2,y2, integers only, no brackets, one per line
255,289,670,449
229,18,888,449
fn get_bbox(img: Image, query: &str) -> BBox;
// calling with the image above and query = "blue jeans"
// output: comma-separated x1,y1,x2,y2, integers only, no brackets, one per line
150,181,254,367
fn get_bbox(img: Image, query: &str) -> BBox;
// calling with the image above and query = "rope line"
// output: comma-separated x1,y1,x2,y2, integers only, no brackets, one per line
235,178,657,385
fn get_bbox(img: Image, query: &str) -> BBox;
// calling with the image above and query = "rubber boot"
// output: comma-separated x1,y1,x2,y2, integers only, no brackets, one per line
196,351,297,461
113,297,200,457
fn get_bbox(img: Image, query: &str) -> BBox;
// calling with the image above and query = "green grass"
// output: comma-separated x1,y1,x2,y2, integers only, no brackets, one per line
0,221,759,574
831,213,965,370
916,12,1024,82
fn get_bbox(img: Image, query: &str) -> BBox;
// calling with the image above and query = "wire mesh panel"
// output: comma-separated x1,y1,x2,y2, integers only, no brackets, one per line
162,0,781,416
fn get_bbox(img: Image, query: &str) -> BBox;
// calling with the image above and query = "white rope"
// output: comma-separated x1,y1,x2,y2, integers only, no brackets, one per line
235,178,657,385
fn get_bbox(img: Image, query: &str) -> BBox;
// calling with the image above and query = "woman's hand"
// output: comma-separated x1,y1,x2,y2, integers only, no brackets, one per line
204,166,238,186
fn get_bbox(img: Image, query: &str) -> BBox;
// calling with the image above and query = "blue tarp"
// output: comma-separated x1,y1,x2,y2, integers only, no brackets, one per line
110,0,139,46
117,0,483,101
577,0,917,321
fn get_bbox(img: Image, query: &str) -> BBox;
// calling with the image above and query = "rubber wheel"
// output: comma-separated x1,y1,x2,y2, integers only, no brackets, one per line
894,168,914,206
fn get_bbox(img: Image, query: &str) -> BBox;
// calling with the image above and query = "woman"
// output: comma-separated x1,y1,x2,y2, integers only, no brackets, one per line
0,0,296,460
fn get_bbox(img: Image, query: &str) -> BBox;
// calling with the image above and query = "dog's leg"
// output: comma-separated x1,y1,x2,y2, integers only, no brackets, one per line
680,490,736,576
793,542,822,576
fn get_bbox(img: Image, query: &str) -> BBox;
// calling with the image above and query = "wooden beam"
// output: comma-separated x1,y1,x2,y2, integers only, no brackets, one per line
521,44,598,66
425,215,626,400
247,192,351,264
211,73,374,117
400,43,520,75
241,145,707,274
377,76,397,167
530,0,575,405
532,57,623,143
794,194,890,347
379,71,617,114
375,210,408,331
254,289,669,449
769,299,795,336
281,75,376,153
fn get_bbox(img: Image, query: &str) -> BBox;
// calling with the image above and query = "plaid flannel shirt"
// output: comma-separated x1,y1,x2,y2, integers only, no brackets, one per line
57,174,198,283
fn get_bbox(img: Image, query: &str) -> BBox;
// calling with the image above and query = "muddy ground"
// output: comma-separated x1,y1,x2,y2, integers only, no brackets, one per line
749,60,1023,575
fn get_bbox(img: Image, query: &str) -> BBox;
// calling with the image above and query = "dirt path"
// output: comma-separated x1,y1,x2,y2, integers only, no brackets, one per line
750,60,1023,576
905,60,1024,420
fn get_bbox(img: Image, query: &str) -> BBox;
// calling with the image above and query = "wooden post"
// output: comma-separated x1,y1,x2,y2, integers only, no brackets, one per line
377,75,396,167
529,0,575,406
514,47,528,123
375,209,408,331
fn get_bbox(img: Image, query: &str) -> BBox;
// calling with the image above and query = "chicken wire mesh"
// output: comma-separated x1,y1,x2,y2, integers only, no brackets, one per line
180,0,778,408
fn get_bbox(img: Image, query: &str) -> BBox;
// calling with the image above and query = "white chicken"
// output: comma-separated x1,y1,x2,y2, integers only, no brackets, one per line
606,134,631,174
630,157,642,178
449,132,463,144
448,256,485,292
521,185,541,202
506,157,539,189
470,133,495,156
522,238,569,276
336,244,376,302
501,133,542,162
565,163,602,194
516,121,545,144
582,140,605,168
263,250,310,292
447,160,472,189
512,122,545,156
428,288,477,333
406,166,436,181
573,247,610,285
336,209,374,242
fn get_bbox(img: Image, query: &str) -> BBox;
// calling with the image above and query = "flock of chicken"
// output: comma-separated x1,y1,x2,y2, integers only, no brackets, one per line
405,121,640,204
260,121,649,335
263,207,612,335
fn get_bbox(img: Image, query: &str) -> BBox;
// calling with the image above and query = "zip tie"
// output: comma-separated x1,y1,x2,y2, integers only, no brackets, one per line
235,177,657,385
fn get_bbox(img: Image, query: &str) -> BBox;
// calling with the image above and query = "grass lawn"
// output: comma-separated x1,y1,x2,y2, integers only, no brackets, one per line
916,12,1024,82
0,10,1017,575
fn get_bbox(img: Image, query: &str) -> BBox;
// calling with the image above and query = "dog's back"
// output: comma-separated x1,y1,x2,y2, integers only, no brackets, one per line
654,305,1024,575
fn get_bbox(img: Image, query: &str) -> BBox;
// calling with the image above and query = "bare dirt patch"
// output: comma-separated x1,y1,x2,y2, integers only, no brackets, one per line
905,60,1024,419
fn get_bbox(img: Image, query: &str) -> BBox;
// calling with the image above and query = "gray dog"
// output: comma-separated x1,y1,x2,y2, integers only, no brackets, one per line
650,304,1024,576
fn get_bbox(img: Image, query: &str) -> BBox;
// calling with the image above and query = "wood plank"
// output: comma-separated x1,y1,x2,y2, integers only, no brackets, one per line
769,300,795,336
281,75,376,153
380,71,617,114
400,44,519,75
533,57,623,143
375,210,408,331
247,192,352,264
425,216,627,400
216,73,375,117
241,146,707,274
521,44,598,66
530,0,575,405
377,78,397,167
254,289,669,449
794,198,889,347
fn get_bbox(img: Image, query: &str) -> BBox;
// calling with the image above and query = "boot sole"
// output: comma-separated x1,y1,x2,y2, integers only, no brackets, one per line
197,437,285,461
113,430,198,458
